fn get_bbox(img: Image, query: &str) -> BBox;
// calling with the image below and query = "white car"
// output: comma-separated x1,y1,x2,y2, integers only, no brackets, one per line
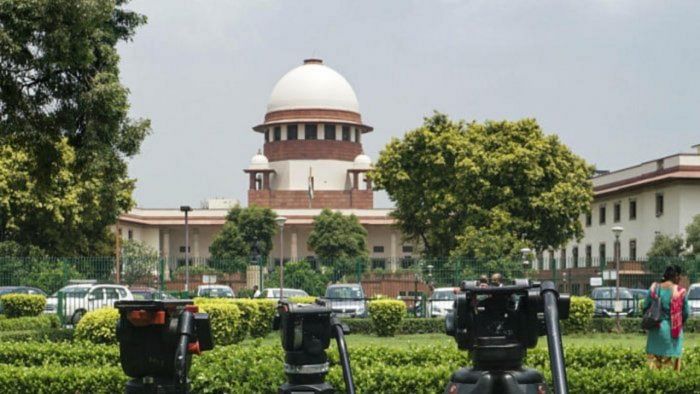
428,287,456,317
196,284,235,299
689,284,700,317
45,283,133,325
260,288,309,299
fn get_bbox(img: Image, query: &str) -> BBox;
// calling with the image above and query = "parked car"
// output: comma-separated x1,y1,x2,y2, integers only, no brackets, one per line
322,284,367,318
689,283,700,317
628,288,650,316
45,283,134,324
130,287,177,301
0,286,47,314
591,286,635,317
196,284,235,299
259,288,309,299
427,287,456,318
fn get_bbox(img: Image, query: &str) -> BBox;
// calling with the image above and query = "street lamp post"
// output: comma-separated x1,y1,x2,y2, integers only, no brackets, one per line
180,206,193,293
275,216,287,299
612,225,624,333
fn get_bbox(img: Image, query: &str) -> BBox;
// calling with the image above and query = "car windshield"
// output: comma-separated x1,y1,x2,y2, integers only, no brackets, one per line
689,287,700,299
199,288,233,298
593,288,632,298
431,290,455,301
272,289,308,298
60,287,89,298
325,287,363,299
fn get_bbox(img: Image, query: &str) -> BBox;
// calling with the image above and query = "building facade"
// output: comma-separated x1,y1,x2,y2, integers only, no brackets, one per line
538,147,700,276
118,59,414,271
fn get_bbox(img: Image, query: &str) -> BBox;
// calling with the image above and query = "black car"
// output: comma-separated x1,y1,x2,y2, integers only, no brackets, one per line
591,287,635,317
0,286,47,314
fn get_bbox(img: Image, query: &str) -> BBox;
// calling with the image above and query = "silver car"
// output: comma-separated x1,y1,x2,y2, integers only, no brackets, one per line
323,284,367,318
428,287,456,317
689,284,700,317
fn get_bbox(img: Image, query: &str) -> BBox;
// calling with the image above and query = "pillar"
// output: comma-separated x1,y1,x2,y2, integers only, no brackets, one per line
353,172,359,190
390,232,398,272
291,232,298,260
263,172,271,190
193,228,200,264
249,173,256,190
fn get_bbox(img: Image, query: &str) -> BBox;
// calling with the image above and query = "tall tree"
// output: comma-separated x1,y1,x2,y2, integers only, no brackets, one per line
371,113,594,260
209,205,277,271
685,214,700,256
307,209,368,267
0,0,149,255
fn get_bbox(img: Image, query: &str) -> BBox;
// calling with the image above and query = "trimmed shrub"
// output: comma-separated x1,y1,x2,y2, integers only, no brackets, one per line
289,296,317,304
0,365,126,393
198,302,245,345
0,294,46,317
368,299,406,337
0,342,119,367
0,314,59,331
561,296,594,334
231,299,260,339
251,299,277,338
74,308,119,344
0,328,73,343
342,317,444,335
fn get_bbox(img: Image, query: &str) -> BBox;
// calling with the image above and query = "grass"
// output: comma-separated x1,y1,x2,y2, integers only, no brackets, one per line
251,331,700,349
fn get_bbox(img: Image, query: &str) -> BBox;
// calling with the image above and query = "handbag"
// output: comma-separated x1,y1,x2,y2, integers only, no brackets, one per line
641,283,662,330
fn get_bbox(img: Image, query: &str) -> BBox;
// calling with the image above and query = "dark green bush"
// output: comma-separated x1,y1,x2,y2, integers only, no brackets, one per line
368,299,406,337
0,294,46,317
0,365,126,393
0,314,59,331
0,328,73,342
74,308,119,344
342,317,444,335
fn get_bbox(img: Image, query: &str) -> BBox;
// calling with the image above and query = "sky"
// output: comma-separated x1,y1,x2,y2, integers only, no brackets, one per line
117,0,700,209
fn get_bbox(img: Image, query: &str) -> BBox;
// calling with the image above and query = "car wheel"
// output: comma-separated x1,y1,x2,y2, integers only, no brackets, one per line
72,310,85,325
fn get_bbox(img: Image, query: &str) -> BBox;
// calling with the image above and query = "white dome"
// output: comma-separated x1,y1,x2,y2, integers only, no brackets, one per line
353,153,372,169
266,59,360,114
249,150,269,170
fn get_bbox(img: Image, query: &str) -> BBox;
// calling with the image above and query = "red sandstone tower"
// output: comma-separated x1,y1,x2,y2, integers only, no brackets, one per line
245,59,374,209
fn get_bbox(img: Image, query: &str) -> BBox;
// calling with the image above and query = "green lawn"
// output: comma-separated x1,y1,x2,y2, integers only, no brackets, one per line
250,331,700,349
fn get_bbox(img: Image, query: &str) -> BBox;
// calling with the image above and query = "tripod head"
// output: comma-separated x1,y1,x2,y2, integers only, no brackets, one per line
274,300,356,394
445,280,570,394
115,300,214,394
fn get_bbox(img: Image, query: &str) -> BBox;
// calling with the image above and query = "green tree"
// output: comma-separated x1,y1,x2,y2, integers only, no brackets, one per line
0,0,149,255
225,205,277,258
0,240,81,293
685,214,700,256
307,209,368,275
208,205,277,272
267,260,328,296
120,240,158,286
371,113,594,260
646,234,686,276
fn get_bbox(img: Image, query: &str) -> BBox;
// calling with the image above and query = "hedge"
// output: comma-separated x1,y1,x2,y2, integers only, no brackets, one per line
197,302,245,345
288,296,317,304
343,318,444,335
195,298,277,339
0,294,46,318
0,328,73,343
0,342,119,367
0,314,59,331
75,308,120,344
561,296,594,333
0,365,126,394
368,299,406,336
0,341,699,393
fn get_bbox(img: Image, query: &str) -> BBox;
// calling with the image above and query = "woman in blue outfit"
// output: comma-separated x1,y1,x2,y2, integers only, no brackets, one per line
643,265,691,371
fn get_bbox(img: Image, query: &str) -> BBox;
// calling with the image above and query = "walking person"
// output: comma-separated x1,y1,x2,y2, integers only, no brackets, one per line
643,265,690,371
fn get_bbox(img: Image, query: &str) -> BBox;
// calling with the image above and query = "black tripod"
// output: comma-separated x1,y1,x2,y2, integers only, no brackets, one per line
445,281,569,394
276,301,355,394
